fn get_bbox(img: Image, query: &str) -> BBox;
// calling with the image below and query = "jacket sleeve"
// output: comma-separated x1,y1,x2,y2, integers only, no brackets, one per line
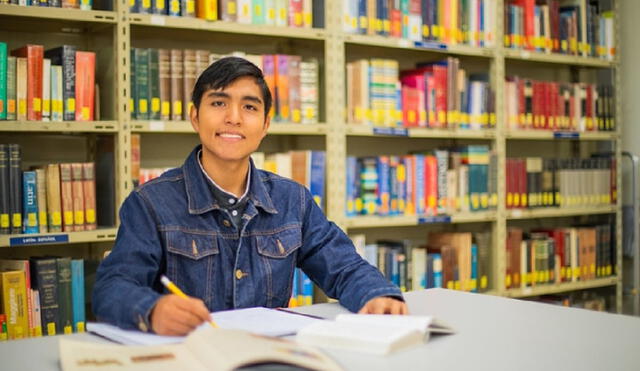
91,190,164,332
297,187,403,312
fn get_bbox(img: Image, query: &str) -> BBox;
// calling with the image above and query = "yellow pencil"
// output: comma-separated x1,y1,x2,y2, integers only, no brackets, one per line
160,275,218,328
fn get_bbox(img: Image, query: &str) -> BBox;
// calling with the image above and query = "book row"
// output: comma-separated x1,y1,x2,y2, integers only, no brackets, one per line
506,156,616,210
532,291,610,312
505,0,616,60
347,57,495,129
0,43,96,122
130,49,319,124
0,144,97,235
0,0,91,9
346,145,496,217
130,0,322,29
0,258,85,340
505,225,615,289
343,0,497,48
352,231,492,293
504,77,615,132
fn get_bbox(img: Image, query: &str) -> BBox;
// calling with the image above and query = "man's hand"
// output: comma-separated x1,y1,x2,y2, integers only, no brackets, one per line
358,297,408,315
150,294,211,336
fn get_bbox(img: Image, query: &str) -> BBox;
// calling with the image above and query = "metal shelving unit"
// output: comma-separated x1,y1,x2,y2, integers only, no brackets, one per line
0,0,622,309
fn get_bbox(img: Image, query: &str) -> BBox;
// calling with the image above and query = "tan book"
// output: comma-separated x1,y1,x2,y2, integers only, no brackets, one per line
70,163,85,231
34,168,48,233
290,150,308,187
16,57,27,121
428,232,473,292
195,49,210,77
158,49,171,121
170,49,184,121
82,163,96,231
59,164,74,232
182,49,197,120
45,164,62,232
131,133,141,187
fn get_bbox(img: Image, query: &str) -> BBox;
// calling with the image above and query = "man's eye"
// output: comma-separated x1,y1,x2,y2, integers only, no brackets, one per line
211,101,225,107
244,104,258,111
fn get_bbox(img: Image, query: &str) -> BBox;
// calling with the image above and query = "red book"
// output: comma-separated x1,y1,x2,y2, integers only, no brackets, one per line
425,155,438,215
11,45,44,121
389,0,402,38
288,0,303,27
75,51,95,121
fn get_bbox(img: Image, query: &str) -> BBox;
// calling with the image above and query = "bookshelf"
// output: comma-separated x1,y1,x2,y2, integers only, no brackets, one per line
0,0,623,322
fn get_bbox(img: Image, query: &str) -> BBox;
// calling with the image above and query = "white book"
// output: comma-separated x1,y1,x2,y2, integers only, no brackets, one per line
237,0,252,24
275,0,287,27
296,314,454,356
51,65,64,122
265,0,276,25
42,58,51,122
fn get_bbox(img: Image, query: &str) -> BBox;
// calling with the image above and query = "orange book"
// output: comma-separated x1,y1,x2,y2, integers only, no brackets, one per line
82,163,96,231
11,45,43,121
197,0,218,20
59,164,74,232
131,134,141,187
70,163,85,232
75,51,95,121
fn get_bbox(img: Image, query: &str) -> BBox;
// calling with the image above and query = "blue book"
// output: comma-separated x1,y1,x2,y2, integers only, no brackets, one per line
390,249,399,286
425,254,434,288
360,157,378,215
71,259,85,332
389,157,399,215
300,271,313,306
470,243,478,292
0,42,6,120
22,171,38,234
377,156,390,215
364,244,378,268
357,0,367,34
432,253,443,288
414,154,426,215
346,156,358,217
290,268,299,307
308,151,325,210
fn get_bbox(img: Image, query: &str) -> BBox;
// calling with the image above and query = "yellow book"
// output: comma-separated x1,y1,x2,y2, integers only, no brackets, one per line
0,271,29,340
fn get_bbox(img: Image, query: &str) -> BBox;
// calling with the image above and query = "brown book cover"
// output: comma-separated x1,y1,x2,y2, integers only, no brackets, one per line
70,163,85,232
34,168,48,234
158,49,171,121
59,164,74,232
74,51,95,121
182,49,197,120
220,0,238,22
45,164,62,232
429,232,472,291
290,150,308,187
11,45,44,121
506,227,523,289
195,50,210,78
82,162,96,231
131,134,141,187
288,55,301,123
170,49,184,121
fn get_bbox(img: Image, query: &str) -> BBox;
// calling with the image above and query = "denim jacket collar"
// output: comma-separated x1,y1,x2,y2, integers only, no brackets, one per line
183,145,277,215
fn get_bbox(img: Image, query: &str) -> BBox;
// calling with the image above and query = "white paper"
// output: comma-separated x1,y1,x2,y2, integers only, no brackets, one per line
87,307,323,345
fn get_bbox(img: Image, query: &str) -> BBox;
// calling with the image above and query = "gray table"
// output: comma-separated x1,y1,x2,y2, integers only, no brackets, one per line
2,288,640,370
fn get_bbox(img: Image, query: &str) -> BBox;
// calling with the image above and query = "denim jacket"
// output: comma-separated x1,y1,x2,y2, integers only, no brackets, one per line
92,145,402,332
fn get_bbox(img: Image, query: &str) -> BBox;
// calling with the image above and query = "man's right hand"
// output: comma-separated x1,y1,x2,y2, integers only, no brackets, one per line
150,294,211,336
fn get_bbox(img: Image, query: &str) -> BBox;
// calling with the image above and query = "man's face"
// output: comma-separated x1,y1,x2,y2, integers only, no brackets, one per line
190,76,270,165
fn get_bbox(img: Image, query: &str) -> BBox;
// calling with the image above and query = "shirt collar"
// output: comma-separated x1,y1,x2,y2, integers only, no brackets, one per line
183,145,277,215
196,149,250,202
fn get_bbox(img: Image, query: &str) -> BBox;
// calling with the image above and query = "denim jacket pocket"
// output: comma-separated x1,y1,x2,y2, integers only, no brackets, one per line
165,230,218,303
254,227,302,307
255,227,302,259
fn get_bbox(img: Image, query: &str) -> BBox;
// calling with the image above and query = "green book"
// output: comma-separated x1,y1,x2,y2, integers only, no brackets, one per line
134,48,150,120
6,56,15,121
130,48,136,119
56,257,73,335
148,48,161,121
0,42,6,120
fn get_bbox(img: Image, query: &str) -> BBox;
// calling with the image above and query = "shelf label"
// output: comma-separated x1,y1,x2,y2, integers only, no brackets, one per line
150,15,166,26
372,127,408,137
553,131,580,139
418,215,451,224
149,121,166,131
413,41,448,50
10,234,69,247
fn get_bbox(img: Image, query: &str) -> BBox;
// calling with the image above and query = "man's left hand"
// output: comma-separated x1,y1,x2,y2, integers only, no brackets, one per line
358,297,408,314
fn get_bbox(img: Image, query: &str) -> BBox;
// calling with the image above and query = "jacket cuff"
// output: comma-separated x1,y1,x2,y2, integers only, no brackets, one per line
131,292,162,333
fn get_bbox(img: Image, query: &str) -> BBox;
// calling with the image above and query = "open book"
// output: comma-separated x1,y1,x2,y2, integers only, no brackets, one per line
296,314,454,356
60,326,342,371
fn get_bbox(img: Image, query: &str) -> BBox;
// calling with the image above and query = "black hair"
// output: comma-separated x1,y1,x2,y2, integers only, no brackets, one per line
191,56,272,119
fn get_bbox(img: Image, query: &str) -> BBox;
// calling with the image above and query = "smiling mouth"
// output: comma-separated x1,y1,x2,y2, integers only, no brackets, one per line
217,133,244,139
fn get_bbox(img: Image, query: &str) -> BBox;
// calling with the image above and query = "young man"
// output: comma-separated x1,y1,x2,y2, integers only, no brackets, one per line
93,57,406,336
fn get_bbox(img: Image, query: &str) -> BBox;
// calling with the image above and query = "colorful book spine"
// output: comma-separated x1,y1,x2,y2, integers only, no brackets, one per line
44,45,76,121
70,259,85,332
6,56,16,120
22,171,38,234
1,271,29,339
0,42,6,120
34,168,47,234
11,45,44,121
8,144,22,234
75,51,95,121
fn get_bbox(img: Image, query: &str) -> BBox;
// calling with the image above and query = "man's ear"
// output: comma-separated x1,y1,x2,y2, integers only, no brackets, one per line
190,103,199,133
262,114,271,138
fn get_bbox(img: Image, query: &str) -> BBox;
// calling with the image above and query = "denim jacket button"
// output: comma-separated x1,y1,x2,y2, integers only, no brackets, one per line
223,220,231,227
235,269,244,280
